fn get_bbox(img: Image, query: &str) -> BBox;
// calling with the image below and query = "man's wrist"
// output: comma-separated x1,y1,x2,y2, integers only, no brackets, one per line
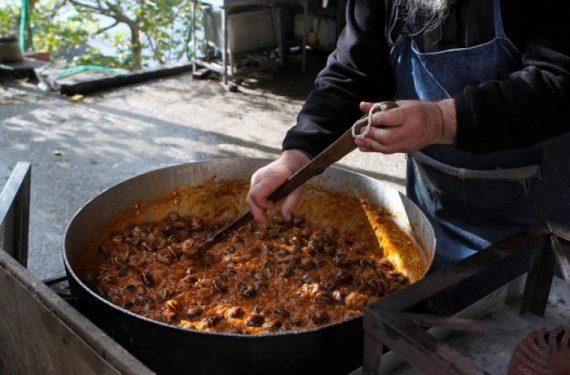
435,98,457,145
280,149,311,171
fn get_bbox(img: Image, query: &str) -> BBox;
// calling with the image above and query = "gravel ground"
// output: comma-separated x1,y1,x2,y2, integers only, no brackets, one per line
0,70,405,280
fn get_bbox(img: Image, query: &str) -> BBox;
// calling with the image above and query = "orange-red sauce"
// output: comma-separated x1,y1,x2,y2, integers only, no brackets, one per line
84,213,409,334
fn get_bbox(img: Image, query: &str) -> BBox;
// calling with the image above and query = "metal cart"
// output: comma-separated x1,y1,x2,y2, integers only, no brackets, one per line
191,0,310,84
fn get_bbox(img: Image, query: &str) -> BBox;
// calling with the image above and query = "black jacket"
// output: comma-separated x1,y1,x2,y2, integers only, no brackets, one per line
282,0,570,157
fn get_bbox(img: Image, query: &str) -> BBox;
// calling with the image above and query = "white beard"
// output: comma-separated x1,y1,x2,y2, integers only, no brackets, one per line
407,0,449,14
403,0,452,31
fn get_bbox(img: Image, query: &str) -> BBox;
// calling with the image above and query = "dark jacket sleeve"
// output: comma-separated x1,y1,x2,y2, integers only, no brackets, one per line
282,0,396,158
454,1,570,154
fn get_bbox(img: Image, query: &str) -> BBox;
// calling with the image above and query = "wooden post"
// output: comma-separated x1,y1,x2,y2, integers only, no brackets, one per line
520,236,555,317
0,162,31,267
0,250,152,374
363,333,383,375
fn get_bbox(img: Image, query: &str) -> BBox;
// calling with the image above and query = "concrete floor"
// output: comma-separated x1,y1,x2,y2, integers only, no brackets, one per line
0,67,567,374
1,69,405,280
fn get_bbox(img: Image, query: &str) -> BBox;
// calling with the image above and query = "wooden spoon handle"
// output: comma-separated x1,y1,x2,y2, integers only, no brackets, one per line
203,101,399,250
268,100,399,202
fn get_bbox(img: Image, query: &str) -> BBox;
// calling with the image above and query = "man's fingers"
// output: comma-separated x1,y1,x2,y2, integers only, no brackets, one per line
280,187,303,221
371,107,406,127
246,194,269,226
247,181,304,224
361,102,406,128
356,136,408,154
367,126,405,145
248,179,278,210
246,153,311,226
354,138,373,152
247,172,279,226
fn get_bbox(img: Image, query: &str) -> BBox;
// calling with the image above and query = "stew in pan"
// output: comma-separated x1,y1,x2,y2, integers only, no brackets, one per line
83,209,411,334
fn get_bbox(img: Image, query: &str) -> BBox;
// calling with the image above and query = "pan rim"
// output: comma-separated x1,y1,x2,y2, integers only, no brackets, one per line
63,157,435,338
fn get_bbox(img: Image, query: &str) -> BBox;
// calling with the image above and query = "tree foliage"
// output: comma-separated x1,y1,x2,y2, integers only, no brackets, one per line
0,5,20,37
0,0,194,70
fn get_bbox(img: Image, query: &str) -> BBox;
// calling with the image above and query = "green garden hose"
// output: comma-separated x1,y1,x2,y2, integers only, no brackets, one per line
54,65,127,81
19,0,29,52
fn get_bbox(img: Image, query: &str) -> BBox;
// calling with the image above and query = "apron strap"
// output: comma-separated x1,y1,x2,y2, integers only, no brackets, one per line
386,3,418,50
492,0,506,39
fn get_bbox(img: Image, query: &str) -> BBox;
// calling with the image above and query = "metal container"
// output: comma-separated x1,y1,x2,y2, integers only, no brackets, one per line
0,36,23,63
64,158,435,375
203,6,281,55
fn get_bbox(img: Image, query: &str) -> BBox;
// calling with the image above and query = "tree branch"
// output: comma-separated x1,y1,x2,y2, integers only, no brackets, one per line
69,0,112,17
95,20,119,35
144,30,161,63
48,0,68,19
104,1,133,25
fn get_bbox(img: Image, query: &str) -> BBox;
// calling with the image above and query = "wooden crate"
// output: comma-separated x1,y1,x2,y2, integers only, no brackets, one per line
0,163,153,375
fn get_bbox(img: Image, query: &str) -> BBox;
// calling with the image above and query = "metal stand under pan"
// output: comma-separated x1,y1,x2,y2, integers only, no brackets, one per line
349,275,525,375
358,223,570,375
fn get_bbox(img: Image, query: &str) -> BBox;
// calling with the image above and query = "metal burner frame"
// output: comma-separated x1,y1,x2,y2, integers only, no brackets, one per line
362,222,570,375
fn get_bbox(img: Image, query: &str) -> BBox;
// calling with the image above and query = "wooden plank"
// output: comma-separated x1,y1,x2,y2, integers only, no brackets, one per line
551,235,570,283
0,250,153,375
362,332,383,375
0,162,31,266
520,237,555,317
400,313,514,333
364,310,486,375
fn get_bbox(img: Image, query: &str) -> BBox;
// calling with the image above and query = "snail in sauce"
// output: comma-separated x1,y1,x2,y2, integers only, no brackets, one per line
84,213,411,334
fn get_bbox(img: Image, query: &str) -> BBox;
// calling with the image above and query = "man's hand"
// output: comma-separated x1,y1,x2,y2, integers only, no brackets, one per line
354,99,457,154
246,149,311,226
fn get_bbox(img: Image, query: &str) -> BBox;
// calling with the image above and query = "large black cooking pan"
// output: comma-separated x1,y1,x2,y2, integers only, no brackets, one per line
64,158,435,375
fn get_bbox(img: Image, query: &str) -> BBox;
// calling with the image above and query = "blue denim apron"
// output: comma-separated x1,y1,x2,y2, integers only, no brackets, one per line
387,0,570,311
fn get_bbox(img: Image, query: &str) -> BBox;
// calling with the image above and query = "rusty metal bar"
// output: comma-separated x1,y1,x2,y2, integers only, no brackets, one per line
400,313,512,333
364,310,487,375
0,162,31,267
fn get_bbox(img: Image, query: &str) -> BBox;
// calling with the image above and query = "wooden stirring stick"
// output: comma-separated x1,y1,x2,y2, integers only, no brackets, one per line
197,101,399,254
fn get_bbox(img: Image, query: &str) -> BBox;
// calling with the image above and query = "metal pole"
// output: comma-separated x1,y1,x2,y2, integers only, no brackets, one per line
192,0,197,73
221,5,228,85
275,3,284,67
301,0,308,72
